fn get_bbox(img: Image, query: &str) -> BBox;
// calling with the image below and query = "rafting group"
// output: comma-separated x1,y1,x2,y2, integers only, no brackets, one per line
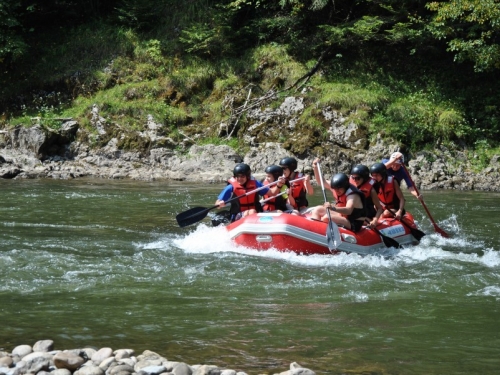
176,153,449,254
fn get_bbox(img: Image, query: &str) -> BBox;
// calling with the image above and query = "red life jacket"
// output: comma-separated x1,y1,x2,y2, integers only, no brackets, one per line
333,184,366,220
228,177,259,212
350,177,377,218
350,177,375,199
262,182,288,211
287,172,308,209
375,175,399,209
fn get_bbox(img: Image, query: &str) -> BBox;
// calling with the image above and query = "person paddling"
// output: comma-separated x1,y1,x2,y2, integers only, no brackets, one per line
215,163,268,222
383,152,423,202
279,157,313,214
370,162,406,220
310,159,367,232
349,164,383,228
261,165,288,212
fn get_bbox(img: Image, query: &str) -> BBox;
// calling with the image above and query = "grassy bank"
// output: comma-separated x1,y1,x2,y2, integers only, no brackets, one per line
1,3,500,171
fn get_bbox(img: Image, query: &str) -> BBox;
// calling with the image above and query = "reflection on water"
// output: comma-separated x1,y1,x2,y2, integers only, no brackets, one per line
1,179,500,374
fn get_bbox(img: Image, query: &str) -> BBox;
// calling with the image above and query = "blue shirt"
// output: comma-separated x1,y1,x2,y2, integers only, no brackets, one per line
217,179,269,201
381,158,413,188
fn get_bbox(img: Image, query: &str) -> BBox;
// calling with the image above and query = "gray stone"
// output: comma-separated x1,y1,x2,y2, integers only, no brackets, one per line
0,357,13,368
113,350,134,361
98,357,116,372
20,352,52,373
108,364,134,375
11,346,32,358
138,365,166,375
50,369,72,375
53,352,85,371
74,364,104,375
33,340,54,353
91,348,113,365
135,359,163,372
193,365,220,375
172,362,192,375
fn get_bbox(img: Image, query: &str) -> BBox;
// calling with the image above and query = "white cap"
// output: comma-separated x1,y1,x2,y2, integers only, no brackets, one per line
390,152,404,164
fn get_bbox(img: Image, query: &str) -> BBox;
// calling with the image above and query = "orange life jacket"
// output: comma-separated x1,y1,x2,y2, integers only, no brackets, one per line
287,172,308,209
375,175,400,210
228,177,259,212
262,181,287,211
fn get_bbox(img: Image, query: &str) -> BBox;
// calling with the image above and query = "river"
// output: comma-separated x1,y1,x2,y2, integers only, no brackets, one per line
1,178,499,375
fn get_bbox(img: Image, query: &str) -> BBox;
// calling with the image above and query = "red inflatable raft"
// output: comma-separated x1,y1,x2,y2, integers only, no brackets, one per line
226,212,422,256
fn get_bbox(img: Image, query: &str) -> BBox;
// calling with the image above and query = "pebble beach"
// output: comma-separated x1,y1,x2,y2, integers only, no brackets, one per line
0,340,316,375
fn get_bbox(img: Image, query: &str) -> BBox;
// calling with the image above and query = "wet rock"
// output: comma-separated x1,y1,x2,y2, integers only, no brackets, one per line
53,352,85,371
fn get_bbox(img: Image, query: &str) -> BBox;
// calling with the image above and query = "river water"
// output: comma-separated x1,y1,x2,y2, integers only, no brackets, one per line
1,179,499,375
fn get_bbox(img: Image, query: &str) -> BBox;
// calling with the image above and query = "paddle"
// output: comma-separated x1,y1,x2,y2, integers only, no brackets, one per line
176,177,305,228
365,219,401,248
316,162,337,251
401,163,450,238
386,208,426,241
259,191,287,205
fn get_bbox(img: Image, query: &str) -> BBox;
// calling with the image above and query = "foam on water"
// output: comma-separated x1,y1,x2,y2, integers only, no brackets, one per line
170,221,500,270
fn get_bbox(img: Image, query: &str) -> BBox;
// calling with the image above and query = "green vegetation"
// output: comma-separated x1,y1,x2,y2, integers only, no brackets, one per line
1,0,499,161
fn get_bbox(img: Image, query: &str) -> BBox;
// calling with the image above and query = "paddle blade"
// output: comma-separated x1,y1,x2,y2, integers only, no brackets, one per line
433,224,451,238
379,231,401,248
176,206,211,228
410,226,426,241
326,222,337,250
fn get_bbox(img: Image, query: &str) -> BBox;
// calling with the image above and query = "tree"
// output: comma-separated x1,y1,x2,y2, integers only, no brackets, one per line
426,0,500,72
0,1,29,64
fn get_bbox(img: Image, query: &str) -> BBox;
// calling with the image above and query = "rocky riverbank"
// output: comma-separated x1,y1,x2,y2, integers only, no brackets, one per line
1,106,500,191
0,340,315,375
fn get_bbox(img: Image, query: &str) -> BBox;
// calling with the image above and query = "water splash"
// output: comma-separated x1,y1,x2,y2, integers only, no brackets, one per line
171,221,500,269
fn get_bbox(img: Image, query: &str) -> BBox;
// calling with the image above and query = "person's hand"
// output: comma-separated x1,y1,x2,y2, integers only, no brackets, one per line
368,218,378,228
216,200,225,208
305,174,310,182
323,201,331,209
312,157,320,167
417,193,424,202
390,152,403,163
395,209,403,220
278,176,286,184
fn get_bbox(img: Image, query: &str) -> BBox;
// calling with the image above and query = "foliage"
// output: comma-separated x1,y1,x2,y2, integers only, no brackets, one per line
0,1,28,63
426,0,500,72
1,0,500,157
371,91,469,148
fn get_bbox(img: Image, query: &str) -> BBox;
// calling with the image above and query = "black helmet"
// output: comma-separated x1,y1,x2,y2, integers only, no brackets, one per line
350,164,370,180
233,163,251,177
369,162,387,175
279,157,298,171
265,165,284,181
330,173,350,190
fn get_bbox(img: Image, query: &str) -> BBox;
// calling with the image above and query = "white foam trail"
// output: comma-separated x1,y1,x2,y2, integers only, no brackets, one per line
169,222,500,269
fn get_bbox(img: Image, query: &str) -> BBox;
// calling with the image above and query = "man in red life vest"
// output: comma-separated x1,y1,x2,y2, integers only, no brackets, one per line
215,163,268,222
369,162,406,220
311,159,367,232
279,157,314,214
349,164,383,228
